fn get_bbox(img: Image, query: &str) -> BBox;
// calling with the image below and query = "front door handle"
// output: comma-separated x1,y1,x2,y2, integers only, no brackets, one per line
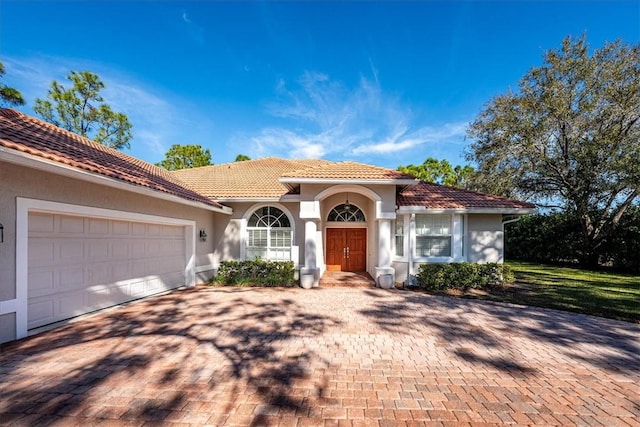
343,247,347,258
346,247,350,258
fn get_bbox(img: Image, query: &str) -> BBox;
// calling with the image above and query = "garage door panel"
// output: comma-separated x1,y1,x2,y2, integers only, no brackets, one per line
112,220,130,235
131,241,146,258
28,298,55,325
28,271,55,296
88,240,110,259
148,240,182,256
148,224,162,236
58,291,87,319
58,240,84,262
146,278,164,294
112,262,131,280
88,218,109,234
29,241,55,266
111,241,130,259
131,223,146,236
87,286,113,308
147,258,175,275
59,267,85,291
132,259,151,277
127,280,146,297
28,213,187,330
29,213,55,233
59,216,84,233
86,262,111,286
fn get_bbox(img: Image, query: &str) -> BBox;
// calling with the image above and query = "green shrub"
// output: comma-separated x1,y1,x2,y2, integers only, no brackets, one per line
214,259,295,287
416,262,514,291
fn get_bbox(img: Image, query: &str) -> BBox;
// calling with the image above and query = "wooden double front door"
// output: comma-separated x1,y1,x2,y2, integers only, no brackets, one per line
326,228,367,272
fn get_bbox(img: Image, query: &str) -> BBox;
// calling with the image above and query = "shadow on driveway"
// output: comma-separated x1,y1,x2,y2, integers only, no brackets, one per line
1,287,341,425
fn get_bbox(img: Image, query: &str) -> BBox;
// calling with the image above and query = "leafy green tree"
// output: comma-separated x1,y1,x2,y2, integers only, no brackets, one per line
156,144,212,170
234,154,251,161
398,157,475,188
34,71,132,150
467,35,640,267
0,61,25,107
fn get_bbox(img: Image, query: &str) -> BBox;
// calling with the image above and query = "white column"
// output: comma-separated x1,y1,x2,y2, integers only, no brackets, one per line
375,218,395,288
408,213,416,279
453,214,464,261
300,219,320,288
304,219,317,269
377,219,391,268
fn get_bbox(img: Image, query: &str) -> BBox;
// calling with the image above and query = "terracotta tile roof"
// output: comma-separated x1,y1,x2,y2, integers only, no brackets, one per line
280,161,417,181
0,109,225,210
397,181,536,210
172,157,334,199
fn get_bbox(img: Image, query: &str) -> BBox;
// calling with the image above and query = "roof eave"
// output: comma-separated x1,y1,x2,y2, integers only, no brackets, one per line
396,206,536,215
279,177,418,185
213,195,299,203
0,146,233,215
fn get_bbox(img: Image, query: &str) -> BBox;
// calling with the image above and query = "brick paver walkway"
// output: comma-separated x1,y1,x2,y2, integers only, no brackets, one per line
1,287,638,426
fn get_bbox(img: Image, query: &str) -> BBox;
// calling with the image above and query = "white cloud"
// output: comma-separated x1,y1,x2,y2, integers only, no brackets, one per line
248,71,469,164
351,122,467,155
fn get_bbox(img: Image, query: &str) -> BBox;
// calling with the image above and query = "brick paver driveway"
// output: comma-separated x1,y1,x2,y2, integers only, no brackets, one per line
1,287,639,426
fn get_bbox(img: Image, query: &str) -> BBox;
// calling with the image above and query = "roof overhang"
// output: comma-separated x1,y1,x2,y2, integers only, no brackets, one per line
213,195,300,203
278,177,420,191
396,206,536,215
279,177,418,186
0,146,233,215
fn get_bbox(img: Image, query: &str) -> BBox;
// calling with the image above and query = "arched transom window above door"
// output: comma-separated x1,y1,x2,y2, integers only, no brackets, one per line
246,206,292,261
327,203,366,222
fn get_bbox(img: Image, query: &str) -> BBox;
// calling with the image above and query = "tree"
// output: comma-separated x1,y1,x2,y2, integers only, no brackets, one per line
34,71,132,150
467,35,640,267
0,61,26,107
398,157,475,188
235,154,251,161
156,144,212,170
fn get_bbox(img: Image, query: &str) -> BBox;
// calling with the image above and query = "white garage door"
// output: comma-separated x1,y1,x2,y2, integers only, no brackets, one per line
27,212,186,330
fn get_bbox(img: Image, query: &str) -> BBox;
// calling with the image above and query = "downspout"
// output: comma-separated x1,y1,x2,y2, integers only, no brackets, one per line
501,216,522,263
502,216,522,229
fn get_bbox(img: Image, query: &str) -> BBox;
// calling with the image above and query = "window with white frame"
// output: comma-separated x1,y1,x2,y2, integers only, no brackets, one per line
415,214,452,257
394,216,404,257
246,206,292,261
327,203,365,222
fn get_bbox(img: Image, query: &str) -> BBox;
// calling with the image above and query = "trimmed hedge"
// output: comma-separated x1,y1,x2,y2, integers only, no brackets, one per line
214,259,295,287
416,262,514,291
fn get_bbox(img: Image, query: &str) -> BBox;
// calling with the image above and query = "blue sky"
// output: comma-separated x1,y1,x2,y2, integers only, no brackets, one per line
2,1,639,169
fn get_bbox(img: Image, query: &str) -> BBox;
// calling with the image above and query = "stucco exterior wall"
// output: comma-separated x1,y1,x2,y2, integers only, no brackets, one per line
466,214,504,263
0,161,220,304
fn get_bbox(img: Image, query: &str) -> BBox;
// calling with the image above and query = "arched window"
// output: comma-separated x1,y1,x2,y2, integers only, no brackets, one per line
327,203,366,222
246,206,292,261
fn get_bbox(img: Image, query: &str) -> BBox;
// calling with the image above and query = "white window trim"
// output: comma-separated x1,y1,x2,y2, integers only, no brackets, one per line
241,203,296,262
392,214,408,261
327,202,367,223
411,213,464,263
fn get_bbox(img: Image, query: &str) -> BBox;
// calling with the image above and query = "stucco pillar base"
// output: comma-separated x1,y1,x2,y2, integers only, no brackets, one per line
300,267,320,289
375,266,395,289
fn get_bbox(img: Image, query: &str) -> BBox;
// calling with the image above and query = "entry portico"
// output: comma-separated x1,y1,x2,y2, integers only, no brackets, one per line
280,168,419,288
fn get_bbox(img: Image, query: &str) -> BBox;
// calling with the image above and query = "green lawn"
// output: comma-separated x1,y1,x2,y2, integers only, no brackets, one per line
463,261,640,322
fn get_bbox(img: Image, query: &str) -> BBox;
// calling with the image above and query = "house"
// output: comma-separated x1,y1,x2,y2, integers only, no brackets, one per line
0,109,535,343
